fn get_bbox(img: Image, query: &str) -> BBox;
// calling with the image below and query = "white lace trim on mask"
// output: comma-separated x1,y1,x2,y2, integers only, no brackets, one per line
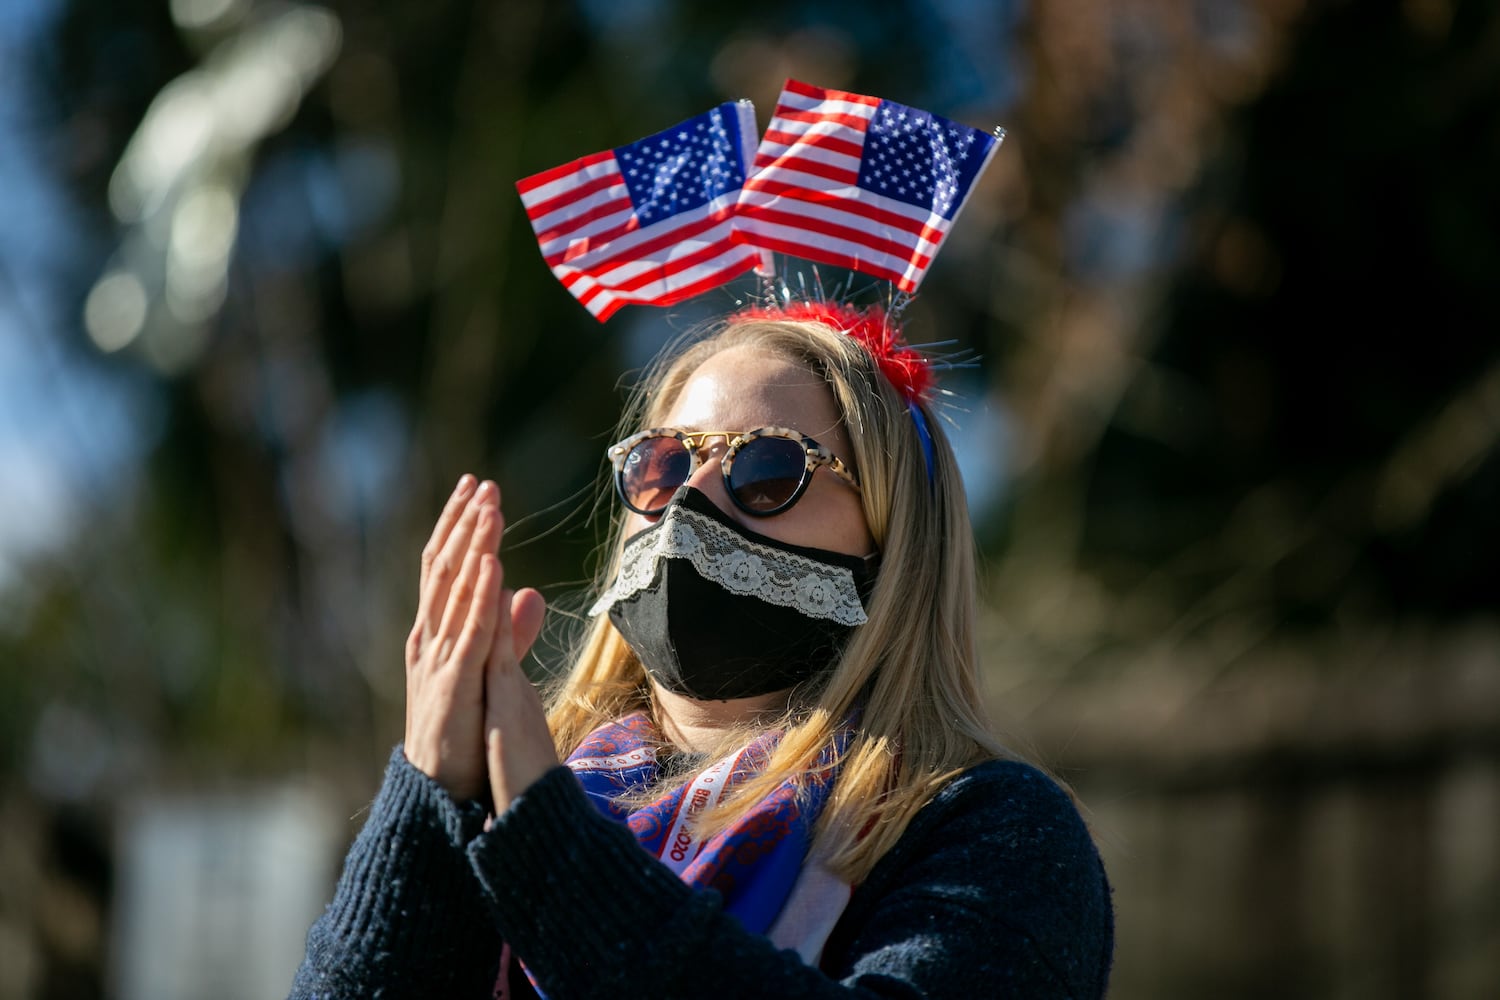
588,505,869,626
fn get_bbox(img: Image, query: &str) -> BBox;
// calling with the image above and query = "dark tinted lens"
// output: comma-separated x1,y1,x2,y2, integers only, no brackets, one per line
727,436,808,513
621,436,691,513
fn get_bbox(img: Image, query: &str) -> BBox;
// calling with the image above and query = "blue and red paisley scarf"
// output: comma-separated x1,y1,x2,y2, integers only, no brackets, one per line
497,710,853,997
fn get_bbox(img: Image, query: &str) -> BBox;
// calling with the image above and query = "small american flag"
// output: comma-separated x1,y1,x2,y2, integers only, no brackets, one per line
735,79,1001,292
517,102,768,321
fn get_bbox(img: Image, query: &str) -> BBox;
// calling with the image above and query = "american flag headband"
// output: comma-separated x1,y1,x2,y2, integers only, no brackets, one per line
515,78,1006,481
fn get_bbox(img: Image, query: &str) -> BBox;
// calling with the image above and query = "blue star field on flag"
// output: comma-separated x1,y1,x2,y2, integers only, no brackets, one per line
856,100,991,220
617,106,750,224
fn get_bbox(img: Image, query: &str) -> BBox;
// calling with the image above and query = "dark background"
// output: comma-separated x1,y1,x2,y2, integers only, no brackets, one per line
1,0,1496,997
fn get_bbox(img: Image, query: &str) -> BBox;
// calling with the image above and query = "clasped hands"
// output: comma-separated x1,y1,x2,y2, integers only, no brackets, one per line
403,475,555,812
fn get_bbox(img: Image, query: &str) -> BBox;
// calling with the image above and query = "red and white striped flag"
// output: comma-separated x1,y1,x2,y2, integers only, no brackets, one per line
516,102,769,321
734,79,1002,292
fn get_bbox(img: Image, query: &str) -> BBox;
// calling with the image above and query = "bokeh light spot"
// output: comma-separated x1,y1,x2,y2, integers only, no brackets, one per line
84,271,149,353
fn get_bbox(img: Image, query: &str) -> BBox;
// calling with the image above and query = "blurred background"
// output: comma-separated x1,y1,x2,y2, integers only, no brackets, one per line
1,0,1497,997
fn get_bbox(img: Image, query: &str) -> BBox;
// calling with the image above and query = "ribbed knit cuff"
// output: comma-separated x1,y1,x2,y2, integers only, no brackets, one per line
467,765,720,995
395,744,493,848
293,746,499,998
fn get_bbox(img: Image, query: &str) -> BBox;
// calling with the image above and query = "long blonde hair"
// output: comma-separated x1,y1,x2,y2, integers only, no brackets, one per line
545,312,1017,882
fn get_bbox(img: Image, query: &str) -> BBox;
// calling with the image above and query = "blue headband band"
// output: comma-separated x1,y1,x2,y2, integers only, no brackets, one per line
908,401,936,486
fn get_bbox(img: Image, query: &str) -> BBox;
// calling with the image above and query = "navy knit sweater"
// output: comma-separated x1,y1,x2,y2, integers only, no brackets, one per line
290,747,1113,999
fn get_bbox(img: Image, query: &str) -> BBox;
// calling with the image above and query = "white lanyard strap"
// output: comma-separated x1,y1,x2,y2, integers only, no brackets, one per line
657,747,750,874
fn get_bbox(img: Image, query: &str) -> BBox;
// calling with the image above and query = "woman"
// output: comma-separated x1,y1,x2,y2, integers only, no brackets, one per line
291,304,1114,999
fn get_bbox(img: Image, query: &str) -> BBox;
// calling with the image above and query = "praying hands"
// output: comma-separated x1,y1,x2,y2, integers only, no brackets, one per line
401,474,553,811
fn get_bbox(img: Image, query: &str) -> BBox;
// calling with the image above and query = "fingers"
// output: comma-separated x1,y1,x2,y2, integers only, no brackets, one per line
487,587,547,680
446,552,503,675
483,589,557,813
410,479,476,670
510,588,547,663
404,474,542,806
419,480,501,646
434,502,504,646
421,475,477,592
490,586,517,670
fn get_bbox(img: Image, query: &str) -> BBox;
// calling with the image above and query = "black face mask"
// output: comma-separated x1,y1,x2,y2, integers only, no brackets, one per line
589,487,877,701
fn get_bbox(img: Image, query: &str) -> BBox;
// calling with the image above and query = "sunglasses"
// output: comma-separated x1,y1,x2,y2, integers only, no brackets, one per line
607,426,861,517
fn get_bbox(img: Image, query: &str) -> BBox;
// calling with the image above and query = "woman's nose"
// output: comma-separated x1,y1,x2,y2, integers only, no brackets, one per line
683,443,734,509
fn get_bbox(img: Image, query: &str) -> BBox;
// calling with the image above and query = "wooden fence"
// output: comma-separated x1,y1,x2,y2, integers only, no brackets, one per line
987,620,1500,999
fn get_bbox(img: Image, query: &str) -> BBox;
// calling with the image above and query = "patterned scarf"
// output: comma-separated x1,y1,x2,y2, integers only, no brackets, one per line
497,711,853,997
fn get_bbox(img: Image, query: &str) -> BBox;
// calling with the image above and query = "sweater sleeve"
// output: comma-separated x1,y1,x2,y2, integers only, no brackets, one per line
825,761,1115,999
468,759,1113,1000
288,747,502,1000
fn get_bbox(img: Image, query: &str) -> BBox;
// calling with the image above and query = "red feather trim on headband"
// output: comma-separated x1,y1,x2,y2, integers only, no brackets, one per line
737,301,935,405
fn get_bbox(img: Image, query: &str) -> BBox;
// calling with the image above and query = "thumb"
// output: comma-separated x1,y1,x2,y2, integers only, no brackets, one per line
509,587,547,662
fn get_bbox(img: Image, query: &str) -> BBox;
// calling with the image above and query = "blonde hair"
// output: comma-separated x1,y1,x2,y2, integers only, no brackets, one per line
545,313,1016,882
